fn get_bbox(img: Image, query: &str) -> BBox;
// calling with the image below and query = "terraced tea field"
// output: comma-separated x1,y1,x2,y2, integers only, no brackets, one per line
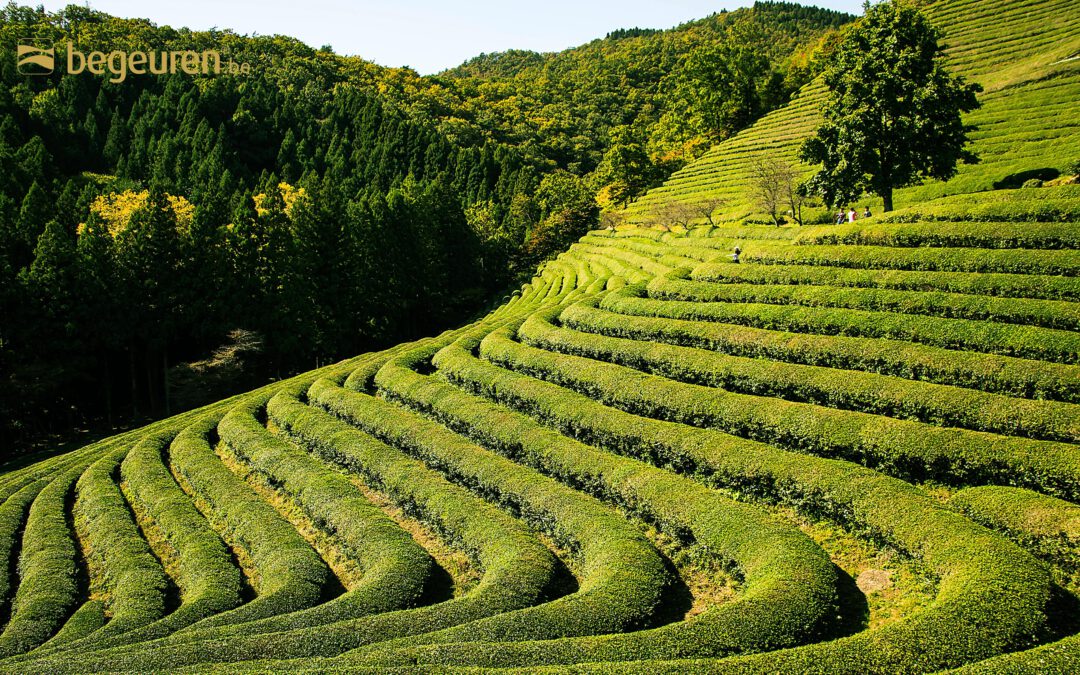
0,182,1077,673
4,0,1080,670
627,0,1080,221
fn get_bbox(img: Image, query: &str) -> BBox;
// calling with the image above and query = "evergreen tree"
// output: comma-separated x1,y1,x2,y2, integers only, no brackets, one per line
524,171,599,267
14,180,53,268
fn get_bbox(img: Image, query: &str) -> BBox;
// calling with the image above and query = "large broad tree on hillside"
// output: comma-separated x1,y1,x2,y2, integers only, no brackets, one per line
594,126,657,209
800,0,982,212
676,42,779,143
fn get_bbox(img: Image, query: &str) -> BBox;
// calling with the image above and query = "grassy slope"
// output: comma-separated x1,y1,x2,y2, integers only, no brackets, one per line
627,0,1080,221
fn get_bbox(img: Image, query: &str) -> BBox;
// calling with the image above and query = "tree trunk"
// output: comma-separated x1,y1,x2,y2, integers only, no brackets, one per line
882,187,894,213
163,349,170,417
145,345,156,418
129,346,138,421
103,358,113,429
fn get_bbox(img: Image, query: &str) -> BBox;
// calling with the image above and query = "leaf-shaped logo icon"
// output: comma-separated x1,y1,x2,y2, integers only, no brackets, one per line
17,40,54,74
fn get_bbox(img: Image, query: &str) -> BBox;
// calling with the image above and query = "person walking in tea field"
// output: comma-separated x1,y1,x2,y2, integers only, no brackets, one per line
864,206,872,218
848,207,857,222
731,246,741,263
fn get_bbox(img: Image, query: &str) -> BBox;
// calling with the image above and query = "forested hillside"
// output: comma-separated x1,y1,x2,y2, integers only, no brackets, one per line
0,2,850,448
443,1,853,204
0,6,526,446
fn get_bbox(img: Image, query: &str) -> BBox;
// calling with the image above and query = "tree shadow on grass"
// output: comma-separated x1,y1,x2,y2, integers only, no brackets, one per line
828,563,870,640
993,168,1060,189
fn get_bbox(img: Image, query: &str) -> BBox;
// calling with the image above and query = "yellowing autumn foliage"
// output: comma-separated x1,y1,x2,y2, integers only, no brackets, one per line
79,190,194,237
252,182,307,217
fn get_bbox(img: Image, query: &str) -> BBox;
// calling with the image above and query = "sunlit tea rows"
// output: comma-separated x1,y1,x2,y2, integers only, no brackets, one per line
0,186,1078,672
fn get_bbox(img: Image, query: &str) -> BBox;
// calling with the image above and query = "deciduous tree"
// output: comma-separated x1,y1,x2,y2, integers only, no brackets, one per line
800,0,982,212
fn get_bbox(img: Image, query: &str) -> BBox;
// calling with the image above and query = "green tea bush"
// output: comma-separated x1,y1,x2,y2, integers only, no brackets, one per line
421,317,1051,673
796,221,1080,249
64,446,170,643
520,304,1080,442
118,430,245,634
0,480,48,618
950,486,1080,574
315,365,839,667
570,292,1080,401
472,325,1080,500
650,270,1080,330
212,399,431,631
741,242,1080,276
692,261,1080,301
172,411,332,632
293,355,670,646
0,463,89,658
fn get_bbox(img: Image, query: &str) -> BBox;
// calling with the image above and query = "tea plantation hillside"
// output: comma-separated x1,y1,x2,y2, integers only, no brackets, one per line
1,0,1080,672
628,0,1080,221
1,185,1078,673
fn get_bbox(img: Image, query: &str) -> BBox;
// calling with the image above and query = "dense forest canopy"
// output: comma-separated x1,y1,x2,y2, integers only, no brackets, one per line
0,1,853,451
442,2,854,195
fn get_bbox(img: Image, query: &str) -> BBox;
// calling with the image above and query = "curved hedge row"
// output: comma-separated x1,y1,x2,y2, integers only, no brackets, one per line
302,345,671,647
25,384,562,673
475,323,1080,500
603,285,1080,363
210,399,432,632
62,445,170,646
116,430,245,637
691,260,1080,301
572,250,651,284
0,479,48,622
649,270,1080,331
339,331,842,668
570,293,1080,402
13,366,402,672
423,313,1053,673
520,303,1080,443
575,243,677,277
875,186,1080,225
950,486,1080,575
580,235,719,265
171,410,332,632
37,601,106,652
948,635,1080,675
0,463,87,658
795,220,1080,249
0,447,104,506
737,242,1080,276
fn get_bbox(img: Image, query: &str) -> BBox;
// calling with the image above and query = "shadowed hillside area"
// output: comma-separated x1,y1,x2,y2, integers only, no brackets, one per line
0,0,1078,672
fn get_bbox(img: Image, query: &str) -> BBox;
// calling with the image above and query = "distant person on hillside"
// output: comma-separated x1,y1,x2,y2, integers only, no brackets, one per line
864,206,872,218
848,208,857,222
836,209,846,225
731,246,741,263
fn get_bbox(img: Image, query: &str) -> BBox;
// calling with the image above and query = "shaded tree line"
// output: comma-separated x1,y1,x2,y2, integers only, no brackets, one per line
0,4,598,453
